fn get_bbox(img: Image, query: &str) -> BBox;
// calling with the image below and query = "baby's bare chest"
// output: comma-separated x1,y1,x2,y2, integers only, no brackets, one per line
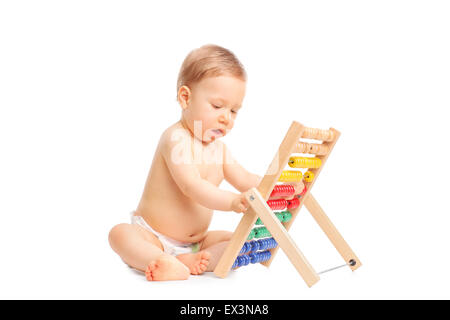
195,162,223,185
193,141,224,184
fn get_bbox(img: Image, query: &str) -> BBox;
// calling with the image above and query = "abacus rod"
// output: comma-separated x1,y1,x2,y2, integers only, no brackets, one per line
317,263,348,275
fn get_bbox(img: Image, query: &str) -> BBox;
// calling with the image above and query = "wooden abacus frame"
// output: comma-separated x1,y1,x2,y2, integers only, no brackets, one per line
213,121,361,287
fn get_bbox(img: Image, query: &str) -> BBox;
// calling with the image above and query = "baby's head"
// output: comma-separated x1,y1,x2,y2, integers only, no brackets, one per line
177,44,247,143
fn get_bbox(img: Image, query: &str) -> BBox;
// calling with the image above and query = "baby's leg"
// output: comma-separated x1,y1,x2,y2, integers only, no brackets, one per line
108,223,189,281
176,251,211,275
200,231,234,272
176,231,232,274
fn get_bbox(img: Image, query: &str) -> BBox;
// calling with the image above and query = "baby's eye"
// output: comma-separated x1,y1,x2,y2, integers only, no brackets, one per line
231,110,238,114
212,104,221,109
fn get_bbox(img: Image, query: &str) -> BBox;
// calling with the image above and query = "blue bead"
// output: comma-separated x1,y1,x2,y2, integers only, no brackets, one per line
255,240,260,251
249,253,257,264
259,252,265,262
258,252,265,262
251,240,259,252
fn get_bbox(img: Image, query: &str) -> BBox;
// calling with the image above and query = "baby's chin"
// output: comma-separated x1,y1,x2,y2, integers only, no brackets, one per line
204,128,226,142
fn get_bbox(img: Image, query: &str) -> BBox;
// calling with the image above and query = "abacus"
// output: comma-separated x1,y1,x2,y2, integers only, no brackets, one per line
214,121,361,287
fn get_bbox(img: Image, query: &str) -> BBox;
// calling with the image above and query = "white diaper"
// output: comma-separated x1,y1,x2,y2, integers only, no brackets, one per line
130,212,200,256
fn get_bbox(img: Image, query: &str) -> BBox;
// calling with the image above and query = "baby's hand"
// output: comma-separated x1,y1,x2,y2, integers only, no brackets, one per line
230,193,250,213
292,181,305,195
285,181,305,200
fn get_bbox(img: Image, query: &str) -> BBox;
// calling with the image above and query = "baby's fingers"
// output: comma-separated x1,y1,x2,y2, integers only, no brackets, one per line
240,199,250,212
290,182,304,194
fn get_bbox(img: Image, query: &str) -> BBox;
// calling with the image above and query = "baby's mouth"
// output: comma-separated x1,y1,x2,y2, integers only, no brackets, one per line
211,129,224,136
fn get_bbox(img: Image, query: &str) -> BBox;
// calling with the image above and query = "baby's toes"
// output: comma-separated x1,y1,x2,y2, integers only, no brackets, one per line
145,262,156,281
200,251,211,263
198,262,208,273
192,266,201,275
197,252,210,274
199,257,209,269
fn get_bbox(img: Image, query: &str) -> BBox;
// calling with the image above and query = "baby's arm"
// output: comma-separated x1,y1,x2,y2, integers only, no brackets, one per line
221,142,263,192
222,142,304,197
160,130,238,212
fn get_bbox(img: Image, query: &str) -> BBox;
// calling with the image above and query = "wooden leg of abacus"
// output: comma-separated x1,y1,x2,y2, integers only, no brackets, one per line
245,188,320,287
304,194,362,271
213,208,259,278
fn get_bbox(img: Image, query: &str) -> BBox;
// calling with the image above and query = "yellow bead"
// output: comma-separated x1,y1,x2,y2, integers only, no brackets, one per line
278,170,303,182
288,157,322,169
304,171,315,182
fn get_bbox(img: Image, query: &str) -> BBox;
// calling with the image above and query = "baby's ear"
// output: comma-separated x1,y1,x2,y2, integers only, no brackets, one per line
178,85,191,110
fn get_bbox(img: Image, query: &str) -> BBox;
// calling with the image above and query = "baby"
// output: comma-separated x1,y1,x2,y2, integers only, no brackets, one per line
108,44,303,281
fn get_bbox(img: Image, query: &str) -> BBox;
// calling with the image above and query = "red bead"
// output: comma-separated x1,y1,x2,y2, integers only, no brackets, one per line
267,199,287,210
270,185,295,198
300,185,307,196
287,198,300,209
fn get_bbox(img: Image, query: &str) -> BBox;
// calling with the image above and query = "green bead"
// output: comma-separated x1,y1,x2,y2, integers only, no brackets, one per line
283,212,292,222
247,229,255,240
255,218,263,225
275,213,284,222
254,227,271,239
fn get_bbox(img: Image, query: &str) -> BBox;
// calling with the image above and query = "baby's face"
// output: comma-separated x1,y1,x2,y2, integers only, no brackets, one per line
180,75,246,143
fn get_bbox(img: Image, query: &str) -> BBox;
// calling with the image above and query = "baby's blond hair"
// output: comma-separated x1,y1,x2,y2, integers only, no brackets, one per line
176,44,246,96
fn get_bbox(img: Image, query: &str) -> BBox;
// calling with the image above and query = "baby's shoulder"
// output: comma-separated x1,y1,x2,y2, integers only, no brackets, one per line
160,122,191,142
158,122,193,155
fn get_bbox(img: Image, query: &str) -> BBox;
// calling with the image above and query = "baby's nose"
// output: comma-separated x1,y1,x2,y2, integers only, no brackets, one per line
219,111,231,124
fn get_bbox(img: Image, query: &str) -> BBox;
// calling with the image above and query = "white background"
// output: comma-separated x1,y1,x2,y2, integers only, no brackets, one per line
1,1,449,300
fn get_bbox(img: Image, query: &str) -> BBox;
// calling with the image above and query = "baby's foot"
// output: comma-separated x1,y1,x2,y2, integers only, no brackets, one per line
177,251,211,275
145,255,190,281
